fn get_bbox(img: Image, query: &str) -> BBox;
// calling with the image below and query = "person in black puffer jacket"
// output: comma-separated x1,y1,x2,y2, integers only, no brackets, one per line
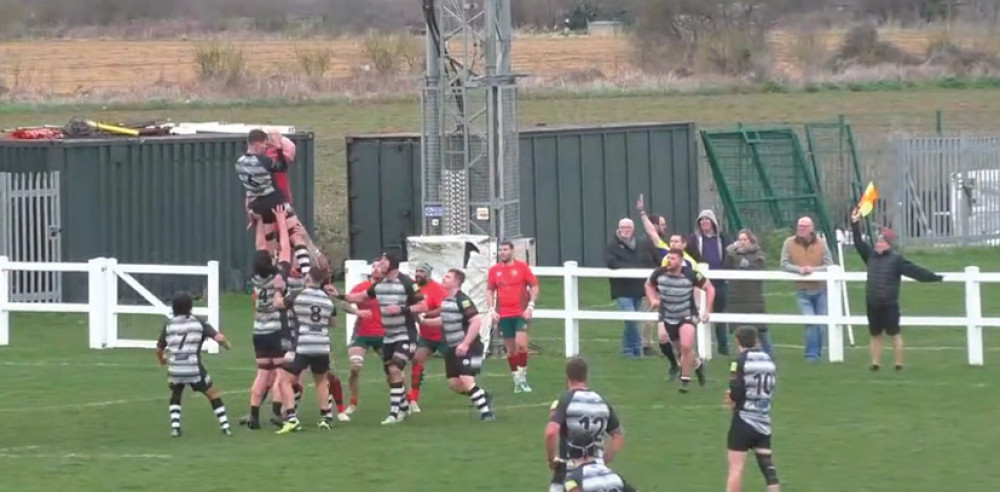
850,207,943,372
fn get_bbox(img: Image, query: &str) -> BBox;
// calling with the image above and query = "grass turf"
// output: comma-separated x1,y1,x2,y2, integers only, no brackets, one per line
2,247,1000,491
2,88,1000,260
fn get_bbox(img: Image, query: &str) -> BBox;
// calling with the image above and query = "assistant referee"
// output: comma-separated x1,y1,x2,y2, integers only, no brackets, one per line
850,207,943,372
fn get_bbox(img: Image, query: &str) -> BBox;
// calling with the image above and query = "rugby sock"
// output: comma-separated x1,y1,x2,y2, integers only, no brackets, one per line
250,406,260,421
350,395,359,406
508,355,519,382
660,342,679,369
284,408,299,424
518,351,529,372
169,391,182,432
292,383,303,410
409,363,425,402
271,401,283,417
467,385,491,415
389,382,406,419
326,373,345,413
294,246,311,275
210,398,231,432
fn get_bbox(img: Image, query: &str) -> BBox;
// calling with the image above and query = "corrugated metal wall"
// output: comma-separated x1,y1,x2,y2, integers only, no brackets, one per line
0,134,315,300
346,122,699,267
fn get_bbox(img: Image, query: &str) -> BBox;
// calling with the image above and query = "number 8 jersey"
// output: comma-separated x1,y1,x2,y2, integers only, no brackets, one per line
549,388,622,463
730,348,777,435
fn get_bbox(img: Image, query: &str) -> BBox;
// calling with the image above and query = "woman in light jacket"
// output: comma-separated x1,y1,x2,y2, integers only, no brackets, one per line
723,229,773,355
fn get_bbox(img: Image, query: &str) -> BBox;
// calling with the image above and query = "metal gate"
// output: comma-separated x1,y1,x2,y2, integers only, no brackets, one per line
891,135,1000,247
0,172,63,302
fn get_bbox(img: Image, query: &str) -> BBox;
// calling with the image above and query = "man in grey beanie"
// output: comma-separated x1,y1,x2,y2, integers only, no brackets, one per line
850,207,943,372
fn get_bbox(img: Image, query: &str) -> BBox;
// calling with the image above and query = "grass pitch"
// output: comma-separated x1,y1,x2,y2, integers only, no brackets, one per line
2,247,1000,491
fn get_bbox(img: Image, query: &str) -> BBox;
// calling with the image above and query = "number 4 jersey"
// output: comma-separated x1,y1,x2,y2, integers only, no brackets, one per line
729,348,777,435
549,388,622,462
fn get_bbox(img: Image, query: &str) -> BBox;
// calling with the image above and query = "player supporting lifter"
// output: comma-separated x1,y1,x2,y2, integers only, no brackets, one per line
156,291,234,437
646,248,713,393
339,258,386,415
338,252,428,425
420,268,496,421
272,267,339,433
545,357,626,492
487,240,540,393
407,262,448,412
725,326,781,492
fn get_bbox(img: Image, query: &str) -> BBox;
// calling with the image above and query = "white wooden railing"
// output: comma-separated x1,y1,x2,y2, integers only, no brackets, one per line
344,260,1000,366
0,256,220,353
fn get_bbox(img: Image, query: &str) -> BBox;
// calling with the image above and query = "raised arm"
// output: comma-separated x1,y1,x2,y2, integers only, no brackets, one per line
274,205,292,265
899,258,944,282
850,220,872,264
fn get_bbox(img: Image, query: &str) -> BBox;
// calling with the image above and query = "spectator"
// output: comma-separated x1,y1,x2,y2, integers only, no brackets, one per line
723,229,772,356
850,207,942,371
779,216,833,362
604,218,657,358
687,209,731,356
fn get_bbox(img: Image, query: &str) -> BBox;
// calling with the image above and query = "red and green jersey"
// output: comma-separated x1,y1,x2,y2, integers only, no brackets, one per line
351,280,383,337
487,260,538,318
418,280,448,341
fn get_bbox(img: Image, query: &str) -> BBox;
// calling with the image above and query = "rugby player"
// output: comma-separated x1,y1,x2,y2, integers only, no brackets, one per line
338,252,428,425
156,291,234,437
725,326,781,492
407,262,448,412
646,248,712,393
339,258,385,415
241,207,296,430
562,434,638,492
545,357,625,492
419,268,495,421
486,240,539,393
271,266,339,433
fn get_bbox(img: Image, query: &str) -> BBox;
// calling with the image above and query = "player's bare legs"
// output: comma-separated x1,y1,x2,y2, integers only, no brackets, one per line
869,333,884,369
726,449,748,492
892,334,904,369
202,386,233,436
243,360,275,429
347,347,365,414
276,368,301,433
325,371,349,421
728,448,780,492
677,323,706,392
408,346,432,411
313,371,333,428
383,357,409,425
514,329,531,392
448,375,495,421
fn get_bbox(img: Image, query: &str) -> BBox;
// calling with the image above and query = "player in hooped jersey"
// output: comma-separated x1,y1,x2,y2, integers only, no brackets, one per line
562,434,638,492
545,357,625,492
487,240,540,393
338,252,428,425
725,326,781,492
407,262,448,412
271,266,339,433
420,268,496,421
156,292,233,437
340,259,386,415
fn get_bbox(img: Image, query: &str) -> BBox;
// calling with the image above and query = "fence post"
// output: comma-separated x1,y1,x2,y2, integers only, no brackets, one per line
964,266,984,366
87,258,108,349
826,265,845,363
104,258,119,349
0,256,9,346
563,261,580,358
343,260,369,347
697,263,712,361
204,261,221,354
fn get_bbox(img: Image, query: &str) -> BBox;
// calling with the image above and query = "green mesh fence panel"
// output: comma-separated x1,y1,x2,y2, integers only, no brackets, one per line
804,118,875,244
702,127,836,256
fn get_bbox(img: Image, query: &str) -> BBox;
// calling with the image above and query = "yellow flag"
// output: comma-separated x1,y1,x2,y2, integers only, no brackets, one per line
858,181,878,217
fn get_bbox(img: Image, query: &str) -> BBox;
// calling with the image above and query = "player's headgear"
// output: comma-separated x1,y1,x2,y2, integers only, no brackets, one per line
566,433,600,459
171,291,193,316
415,262,433,274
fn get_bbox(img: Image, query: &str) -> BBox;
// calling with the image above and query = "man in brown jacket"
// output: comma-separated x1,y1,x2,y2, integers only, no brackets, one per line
779,216,833,362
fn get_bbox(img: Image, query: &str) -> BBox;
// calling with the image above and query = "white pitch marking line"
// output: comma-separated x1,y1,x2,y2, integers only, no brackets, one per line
0,452,172,460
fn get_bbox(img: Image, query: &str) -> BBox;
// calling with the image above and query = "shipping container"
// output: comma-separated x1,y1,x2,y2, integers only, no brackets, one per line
0,133,315,302
346,122,698,267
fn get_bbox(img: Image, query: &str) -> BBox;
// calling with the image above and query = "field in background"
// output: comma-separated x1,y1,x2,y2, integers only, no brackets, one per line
2,248,1000,490
2,89,999,261
0,28,992,95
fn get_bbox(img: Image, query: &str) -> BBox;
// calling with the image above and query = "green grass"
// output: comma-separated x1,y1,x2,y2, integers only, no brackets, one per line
3,247,1000,491
4,87,1000,260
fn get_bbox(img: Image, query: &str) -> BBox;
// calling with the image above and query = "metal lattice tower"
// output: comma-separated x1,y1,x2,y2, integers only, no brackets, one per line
421,0,520,241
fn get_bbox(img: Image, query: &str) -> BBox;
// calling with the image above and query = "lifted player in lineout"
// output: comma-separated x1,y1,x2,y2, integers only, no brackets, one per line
545,357,626,492
272,266,339,433
726,326,781,492
156,291,234,437
420,268,496,421
340,258,386,415
339,253,428,425
646,248,713,393
408,262,448,412
487,240,539,393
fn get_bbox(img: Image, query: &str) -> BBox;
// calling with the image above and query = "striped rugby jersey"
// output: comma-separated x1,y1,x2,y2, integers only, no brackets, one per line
366,274,422,344
157,315,218,384
290,287,336,355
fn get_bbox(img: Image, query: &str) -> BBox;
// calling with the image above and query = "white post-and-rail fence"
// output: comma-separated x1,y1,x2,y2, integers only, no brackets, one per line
0,256,220,353
344,260,1000,366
